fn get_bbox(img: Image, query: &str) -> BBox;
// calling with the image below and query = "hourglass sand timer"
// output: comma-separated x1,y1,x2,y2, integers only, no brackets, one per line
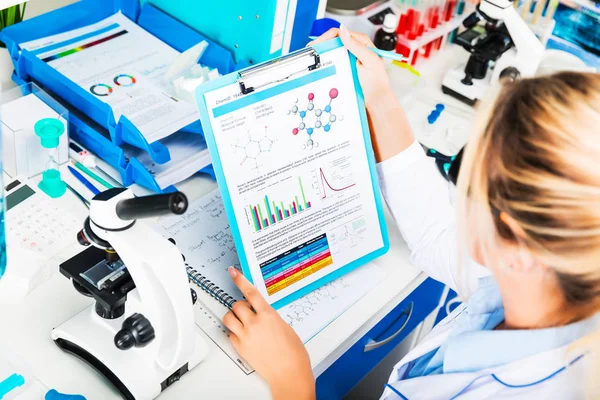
34,118,66,198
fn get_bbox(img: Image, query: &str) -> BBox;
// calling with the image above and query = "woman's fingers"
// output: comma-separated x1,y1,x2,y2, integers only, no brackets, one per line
229,331,241,352
223,311,244,336
231,300,254,324
351,31,376,48
307,27,340,47
339,25,381,69
306,26,375,56
229,267,271,312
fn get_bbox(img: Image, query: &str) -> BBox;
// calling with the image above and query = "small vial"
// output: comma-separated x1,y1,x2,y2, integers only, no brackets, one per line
374,13,398,51
35,118,67,198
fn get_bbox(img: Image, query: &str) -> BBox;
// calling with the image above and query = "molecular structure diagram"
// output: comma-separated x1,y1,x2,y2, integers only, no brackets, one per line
288,88,342,150
232,126,276,173
281,278,351,327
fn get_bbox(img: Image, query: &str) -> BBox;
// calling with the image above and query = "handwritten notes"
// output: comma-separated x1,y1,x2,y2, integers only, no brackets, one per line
156,189,244,302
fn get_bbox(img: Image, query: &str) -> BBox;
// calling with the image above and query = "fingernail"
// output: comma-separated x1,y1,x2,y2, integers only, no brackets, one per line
340,24,348,36
228,267,238,278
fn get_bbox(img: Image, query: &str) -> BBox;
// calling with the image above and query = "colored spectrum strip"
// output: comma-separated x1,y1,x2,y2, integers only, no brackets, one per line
260,233,333,295
42,30,128,62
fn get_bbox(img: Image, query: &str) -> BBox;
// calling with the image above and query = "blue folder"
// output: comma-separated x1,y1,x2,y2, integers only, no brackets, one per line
0,0,242,192
195,38,390,309
140,0,320,65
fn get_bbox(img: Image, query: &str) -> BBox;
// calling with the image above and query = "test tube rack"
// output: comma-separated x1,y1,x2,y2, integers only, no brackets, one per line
516,0,557,48
395,8,474,66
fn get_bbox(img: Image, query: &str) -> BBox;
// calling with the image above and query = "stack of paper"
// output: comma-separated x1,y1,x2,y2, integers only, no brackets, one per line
122,131,211,189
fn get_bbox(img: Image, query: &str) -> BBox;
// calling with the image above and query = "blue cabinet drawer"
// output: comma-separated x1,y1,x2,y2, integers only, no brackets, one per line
315,278,445,400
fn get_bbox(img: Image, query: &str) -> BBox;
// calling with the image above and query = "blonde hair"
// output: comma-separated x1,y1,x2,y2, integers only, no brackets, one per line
457,72,600,397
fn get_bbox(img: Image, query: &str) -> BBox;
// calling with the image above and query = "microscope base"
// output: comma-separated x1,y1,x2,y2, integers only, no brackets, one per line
52,306,208,400
441,64,491,106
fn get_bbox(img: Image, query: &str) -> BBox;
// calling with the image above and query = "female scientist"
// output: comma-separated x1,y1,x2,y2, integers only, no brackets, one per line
222,25,600,399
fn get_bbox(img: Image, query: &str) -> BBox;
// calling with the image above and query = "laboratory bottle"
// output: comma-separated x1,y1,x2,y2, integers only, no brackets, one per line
373,13,399,51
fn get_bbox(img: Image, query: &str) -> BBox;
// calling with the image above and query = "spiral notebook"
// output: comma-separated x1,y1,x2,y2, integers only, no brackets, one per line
186,266,236,310
154,189,243,318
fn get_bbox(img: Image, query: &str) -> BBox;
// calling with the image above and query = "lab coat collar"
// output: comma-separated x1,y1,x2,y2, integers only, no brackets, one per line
443,277,600,374
444,311,600,374
387,275,600,384
382,345,588,400
388,276,504,375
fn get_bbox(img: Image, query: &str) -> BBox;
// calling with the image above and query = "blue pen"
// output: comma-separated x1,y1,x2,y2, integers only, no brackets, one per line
308,36,407,62
65,182,90,209
0,373,25,398
68,165,100,196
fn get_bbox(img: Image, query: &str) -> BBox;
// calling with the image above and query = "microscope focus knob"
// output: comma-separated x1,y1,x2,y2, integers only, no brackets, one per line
499,66,521,83
114,313,155,350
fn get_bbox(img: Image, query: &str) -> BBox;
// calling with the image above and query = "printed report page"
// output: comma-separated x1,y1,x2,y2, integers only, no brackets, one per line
203,46,384,305
20,12,198,143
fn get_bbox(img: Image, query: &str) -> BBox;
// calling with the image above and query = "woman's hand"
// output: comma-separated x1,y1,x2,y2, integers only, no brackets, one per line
308,25,392,108
308,25,415,162
223,267,315,400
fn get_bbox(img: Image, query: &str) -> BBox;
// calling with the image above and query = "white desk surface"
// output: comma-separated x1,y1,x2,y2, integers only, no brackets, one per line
0,46,471,399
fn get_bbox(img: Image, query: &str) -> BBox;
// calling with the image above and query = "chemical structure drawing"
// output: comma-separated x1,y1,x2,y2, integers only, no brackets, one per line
288,88,343,150
232,126,276,173
280,278,351,327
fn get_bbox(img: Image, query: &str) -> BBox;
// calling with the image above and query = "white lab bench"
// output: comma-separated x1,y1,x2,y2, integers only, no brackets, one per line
0,174,431,400
0,45,472,399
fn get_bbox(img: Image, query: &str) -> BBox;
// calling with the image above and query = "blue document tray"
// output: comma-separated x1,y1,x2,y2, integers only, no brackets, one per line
0,0,239,192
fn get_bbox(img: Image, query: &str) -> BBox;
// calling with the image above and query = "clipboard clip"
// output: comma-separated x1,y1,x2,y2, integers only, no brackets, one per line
238,47,321,95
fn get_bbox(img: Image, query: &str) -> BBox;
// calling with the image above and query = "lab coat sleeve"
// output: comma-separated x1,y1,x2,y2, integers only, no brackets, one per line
376,140,485,296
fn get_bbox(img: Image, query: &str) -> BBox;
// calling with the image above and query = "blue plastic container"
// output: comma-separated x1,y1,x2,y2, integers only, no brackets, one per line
0,0,241,193
553,3,600,61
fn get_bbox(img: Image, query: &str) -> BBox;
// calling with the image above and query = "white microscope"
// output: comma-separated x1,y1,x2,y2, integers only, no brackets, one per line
442,0,544,105
52,188,207,400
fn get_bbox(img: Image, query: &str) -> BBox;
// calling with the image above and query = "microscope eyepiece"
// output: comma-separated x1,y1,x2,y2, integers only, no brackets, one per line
115,192,189,221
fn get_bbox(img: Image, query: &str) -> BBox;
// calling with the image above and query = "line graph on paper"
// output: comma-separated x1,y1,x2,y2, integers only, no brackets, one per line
329,217,368,255
312,156,356,200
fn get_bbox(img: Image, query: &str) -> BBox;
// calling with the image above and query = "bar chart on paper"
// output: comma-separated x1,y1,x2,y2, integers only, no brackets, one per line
247,177,312,232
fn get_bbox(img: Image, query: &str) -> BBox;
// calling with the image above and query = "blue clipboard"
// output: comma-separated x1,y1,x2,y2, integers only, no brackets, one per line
196,38,389,309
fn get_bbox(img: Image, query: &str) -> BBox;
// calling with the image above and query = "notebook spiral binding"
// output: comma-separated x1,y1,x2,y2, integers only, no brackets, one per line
186,265,237,309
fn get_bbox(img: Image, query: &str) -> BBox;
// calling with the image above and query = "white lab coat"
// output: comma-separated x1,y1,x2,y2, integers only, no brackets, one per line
375,141,593,399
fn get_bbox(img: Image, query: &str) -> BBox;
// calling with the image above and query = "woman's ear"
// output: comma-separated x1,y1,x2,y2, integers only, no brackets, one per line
499,212,526,239
497,212,551,273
